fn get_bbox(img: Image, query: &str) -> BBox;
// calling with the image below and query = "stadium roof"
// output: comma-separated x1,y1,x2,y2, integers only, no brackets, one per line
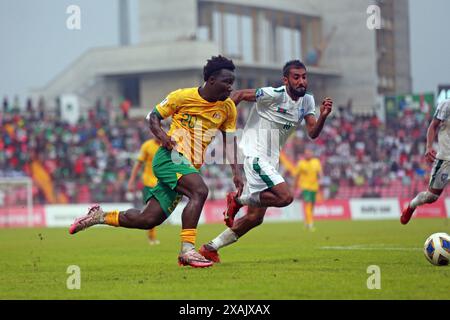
37,40,340,98
200,0,322,17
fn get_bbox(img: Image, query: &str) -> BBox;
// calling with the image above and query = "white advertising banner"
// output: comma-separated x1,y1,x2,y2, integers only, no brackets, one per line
37,198,448,229
263,200,303,222
350,198,400,220
60,94,80,125
445,199,450,218
45,203,132,227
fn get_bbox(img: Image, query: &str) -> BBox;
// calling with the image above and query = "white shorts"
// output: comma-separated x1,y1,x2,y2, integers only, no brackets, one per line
241,156,285,197
429,159,450,190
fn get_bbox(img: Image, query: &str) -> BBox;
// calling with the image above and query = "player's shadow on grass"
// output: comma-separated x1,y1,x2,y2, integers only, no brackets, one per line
219,257,303,266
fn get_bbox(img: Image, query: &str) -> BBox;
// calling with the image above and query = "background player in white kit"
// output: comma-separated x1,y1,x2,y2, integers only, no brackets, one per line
199,60,333,262
401,98,450,225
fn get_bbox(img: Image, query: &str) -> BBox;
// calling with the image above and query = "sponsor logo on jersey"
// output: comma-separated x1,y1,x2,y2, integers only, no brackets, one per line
299,108,305,117
213,112,222,120
159,97,168,106
441,174,448,182
296,108,307,122
275,106,289,114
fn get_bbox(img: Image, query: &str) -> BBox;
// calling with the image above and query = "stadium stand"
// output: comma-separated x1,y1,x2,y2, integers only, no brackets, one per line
1,96,447,204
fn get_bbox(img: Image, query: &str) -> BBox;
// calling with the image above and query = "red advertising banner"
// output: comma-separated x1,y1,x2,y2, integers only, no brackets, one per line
0,206,46,228
264,206,285,219
202,199,227,223
400,198,447,219
202,200,301,223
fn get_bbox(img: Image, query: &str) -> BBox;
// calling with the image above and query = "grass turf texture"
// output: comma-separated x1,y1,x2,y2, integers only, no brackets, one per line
1,219,449,299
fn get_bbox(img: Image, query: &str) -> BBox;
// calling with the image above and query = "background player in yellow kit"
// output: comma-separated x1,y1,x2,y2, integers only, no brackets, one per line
294,149,322,231
69,55,243,268
127,138,161,245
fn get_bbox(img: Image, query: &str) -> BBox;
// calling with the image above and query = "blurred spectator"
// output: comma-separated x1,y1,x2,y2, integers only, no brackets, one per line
38,96,45,120
120,99,131,120
3,96,9,113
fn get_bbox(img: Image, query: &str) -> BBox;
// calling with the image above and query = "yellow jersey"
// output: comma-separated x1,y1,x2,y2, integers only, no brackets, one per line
155,87,237,169
137,139,160,187
295,158,322,192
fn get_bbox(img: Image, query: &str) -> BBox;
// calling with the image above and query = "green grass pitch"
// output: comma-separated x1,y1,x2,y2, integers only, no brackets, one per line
1,219,449,299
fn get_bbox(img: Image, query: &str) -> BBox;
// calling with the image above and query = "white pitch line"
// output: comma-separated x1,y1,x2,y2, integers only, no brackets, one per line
320,245,422,251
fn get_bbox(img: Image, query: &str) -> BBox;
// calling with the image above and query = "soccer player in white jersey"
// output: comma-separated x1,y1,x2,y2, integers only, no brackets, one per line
401,98,450,224
199,60,333,262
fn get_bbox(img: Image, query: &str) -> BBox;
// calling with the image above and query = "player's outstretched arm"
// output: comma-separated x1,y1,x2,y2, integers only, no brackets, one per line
305,97,333,139
230,89,257,106
127,161,142,192
148,110,176,150
222,131,244,196
425,118,441,163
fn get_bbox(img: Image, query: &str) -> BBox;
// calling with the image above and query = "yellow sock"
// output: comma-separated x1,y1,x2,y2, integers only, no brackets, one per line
104,210,120,227
148,228,157,240
180,229,197,245
305,203,313,226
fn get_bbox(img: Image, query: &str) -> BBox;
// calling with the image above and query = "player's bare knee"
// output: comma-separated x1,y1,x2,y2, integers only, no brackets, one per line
137,210,161,229
284,194,294,206
193,185,209,202
139,217,152,229
254,215,264,226
278,193,293,207
425,191,440,203
247,213,264,226
141,216,160,229
141,222,153,230
427,197,438,204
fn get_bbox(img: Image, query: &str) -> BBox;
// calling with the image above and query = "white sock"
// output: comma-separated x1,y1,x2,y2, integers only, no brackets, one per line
238,192,261,207
208,228,238,251
410,191,439,209
181,242,195,253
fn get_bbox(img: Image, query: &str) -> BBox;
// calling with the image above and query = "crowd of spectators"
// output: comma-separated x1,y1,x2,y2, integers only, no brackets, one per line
204,101,438,200
0,95,441,204
1,96,146,204
282,104,434,199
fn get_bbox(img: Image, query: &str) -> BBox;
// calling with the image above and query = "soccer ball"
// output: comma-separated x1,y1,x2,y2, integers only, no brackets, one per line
423,232,450,266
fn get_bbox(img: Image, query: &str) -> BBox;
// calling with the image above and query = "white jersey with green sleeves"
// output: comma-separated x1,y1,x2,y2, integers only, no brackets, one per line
239,85,316,165
434,98,450,161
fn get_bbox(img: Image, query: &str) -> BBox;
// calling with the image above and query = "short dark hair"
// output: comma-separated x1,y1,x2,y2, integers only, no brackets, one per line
283,60,306,77
203,55,235,81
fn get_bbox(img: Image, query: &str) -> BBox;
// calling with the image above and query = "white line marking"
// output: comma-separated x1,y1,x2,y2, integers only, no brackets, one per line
320,245,421,251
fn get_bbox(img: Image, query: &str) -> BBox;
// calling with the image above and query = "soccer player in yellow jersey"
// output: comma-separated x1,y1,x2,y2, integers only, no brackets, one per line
295,149,322,231
127,138,160,245
69,56,243,268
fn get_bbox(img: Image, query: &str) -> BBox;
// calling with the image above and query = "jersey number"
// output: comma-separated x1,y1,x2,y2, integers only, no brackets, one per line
180,113,198,128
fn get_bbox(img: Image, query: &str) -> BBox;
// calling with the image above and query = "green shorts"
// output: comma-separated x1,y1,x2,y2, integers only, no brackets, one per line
142,147,199,217
302,190,317,203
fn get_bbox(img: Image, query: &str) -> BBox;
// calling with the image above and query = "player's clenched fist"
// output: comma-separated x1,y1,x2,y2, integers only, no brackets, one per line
161,135,176,150
425,147,437,164
320,97,333,117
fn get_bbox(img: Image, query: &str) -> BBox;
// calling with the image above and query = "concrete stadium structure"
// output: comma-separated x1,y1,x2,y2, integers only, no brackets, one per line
35,0,411,117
